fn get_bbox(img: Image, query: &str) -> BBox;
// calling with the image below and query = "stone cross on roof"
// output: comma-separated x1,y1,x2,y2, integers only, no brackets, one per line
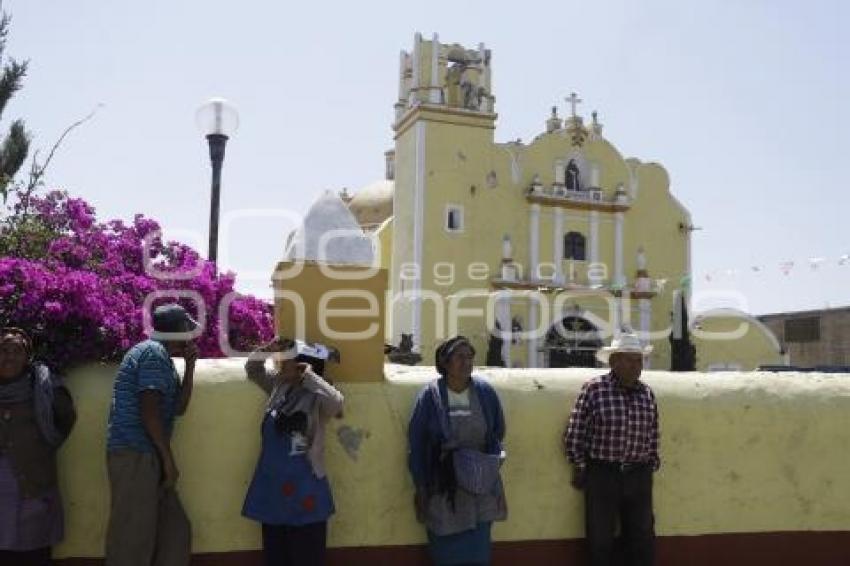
565,92,583,117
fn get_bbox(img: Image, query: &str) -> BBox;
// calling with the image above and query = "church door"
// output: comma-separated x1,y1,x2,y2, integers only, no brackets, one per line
545,316,602,368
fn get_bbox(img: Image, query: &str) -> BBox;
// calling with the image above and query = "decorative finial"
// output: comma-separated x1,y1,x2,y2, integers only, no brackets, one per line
501,234,517,280
635,245,652,292
565,92,583,117
546,105,563,133
502,234,513,260
590,110,603,139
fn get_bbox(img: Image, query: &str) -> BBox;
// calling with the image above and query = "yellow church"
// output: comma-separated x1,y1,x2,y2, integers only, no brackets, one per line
285,33,785,372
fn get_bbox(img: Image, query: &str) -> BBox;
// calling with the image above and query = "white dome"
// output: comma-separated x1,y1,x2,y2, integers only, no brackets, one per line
348,180,394,228
286,191,374,265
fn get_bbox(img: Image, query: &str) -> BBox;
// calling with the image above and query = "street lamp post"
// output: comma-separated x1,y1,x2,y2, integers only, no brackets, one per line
196,98,239,265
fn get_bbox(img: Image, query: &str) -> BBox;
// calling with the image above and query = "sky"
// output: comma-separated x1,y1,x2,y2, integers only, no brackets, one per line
4,0,848,315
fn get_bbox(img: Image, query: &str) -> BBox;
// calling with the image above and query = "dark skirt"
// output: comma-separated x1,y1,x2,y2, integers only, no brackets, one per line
427,521,492,565
0,456,63,552
262,521,327,566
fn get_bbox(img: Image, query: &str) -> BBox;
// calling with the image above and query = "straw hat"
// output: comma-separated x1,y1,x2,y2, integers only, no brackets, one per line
596,332,653,364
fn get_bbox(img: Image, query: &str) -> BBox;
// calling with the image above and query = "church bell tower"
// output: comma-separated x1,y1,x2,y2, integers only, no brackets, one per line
389,33,497,356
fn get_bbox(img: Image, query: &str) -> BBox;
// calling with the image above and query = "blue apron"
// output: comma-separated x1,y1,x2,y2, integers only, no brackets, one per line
242,412,334,526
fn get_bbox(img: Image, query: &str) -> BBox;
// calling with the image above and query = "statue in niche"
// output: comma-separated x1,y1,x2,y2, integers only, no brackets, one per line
445,62,466,108
486,322,505,367
476,85,488,111
566,160,581,191
637,246,647,271
461,77,479,110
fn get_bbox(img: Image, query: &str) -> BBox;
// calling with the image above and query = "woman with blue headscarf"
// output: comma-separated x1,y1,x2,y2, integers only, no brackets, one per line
408,336,508,566
0,328,76,566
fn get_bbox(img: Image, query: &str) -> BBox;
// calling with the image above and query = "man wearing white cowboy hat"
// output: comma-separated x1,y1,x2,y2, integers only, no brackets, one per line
563,331,660,566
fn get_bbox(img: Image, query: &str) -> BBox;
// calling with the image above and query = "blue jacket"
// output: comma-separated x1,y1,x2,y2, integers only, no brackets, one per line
407,376,506,491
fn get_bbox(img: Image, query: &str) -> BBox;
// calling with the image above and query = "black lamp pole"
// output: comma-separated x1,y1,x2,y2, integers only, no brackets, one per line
206,133,228,265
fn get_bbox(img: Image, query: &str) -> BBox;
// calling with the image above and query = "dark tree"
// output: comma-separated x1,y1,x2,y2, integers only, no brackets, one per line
670,292,697,371
0,5,29,202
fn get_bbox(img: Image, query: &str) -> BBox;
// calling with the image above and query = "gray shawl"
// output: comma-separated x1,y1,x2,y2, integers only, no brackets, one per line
0,364,64,447
269,380,317,418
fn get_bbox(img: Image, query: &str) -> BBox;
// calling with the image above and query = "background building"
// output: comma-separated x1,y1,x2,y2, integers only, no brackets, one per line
759,306,850,369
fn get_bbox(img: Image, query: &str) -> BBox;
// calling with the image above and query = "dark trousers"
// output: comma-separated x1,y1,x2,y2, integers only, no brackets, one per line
0,547,51,565
104,451,191,566
585,461,655,566
262,521,327,566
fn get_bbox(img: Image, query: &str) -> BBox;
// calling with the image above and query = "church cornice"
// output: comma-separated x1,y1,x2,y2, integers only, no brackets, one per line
489,278,657,300
393,103,497,139
525,193,631,213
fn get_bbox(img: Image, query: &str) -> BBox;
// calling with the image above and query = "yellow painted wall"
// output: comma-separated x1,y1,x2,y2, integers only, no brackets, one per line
272,261,387,382
375,217,393,271
404,110,497,360
55,362,850,558
692,311,786,371
389,118,418,348
508,298,529,367
623,160,689,368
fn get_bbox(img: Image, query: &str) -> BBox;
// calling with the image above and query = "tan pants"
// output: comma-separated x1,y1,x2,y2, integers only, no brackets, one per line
104,450,191,566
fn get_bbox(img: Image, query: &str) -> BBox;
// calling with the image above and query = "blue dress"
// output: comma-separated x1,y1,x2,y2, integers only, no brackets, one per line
242,412,334,526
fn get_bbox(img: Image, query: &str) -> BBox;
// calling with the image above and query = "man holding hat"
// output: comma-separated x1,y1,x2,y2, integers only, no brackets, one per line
563,331,660,566
104,304,199,566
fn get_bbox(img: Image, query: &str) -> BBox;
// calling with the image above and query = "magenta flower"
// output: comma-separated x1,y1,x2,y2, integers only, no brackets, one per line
0,190,274,371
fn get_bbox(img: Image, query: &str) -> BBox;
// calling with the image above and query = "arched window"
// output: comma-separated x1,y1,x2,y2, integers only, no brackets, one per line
545,315,602,368
564,232,586,260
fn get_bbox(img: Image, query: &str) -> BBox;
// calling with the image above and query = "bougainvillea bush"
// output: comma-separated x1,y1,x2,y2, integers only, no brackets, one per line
0,189,274,371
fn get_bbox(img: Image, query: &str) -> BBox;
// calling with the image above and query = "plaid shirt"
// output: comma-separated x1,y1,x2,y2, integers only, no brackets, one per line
564,372,660,471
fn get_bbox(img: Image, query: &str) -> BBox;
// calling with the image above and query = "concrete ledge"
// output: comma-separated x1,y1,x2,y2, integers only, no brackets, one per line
54,361,850,560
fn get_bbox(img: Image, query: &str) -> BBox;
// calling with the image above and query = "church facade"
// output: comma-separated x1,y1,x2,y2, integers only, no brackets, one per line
337,34,783,370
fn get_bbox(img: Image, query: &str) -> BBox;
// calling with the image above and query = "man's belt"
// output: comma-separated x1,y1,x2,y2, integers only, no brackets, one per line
589,459,650,472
